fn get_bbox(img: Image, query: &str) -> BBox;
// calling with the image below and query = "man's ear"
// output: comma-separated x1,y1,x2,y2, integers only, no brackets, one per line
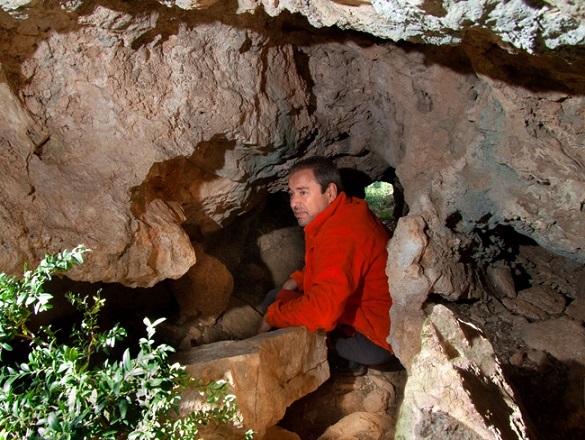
326,183,338,202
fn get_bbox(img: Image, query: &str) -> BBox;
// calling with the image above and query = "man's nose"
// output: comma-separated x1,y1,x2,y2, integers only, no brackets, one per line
290,194,300,208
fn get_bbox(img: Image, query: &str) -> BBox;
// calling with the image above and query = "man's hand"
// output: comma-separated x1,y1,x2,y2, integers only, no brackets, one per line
257,278,297,335
282,278,298,290
257,316,272,334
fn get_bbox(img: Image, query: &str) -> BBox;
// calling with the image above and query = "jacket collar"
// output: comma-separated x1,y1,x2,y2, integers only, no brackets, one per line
304,191,348,238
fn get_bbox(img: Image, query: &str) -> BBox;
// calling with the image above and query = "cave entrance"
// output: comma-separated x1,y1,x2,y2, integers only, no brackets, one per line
339,166,406,233
29,161,409,354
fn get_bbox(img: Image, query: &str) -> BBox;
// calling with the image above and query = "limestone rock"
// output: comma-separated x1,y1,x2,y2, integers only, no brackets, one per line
515,245,585,301
387,213,480,368
5,1,584,57
318,411,392,440
486,265,517,299
517,317,585,366
164,296,262,350
395,304,534,440
282,367,406,440
501,297,548,321
217,297,264,340
176,327,329,439
178,326,202,350
0,66,47,274
235,0,585,56
257,226,305,287
168,242,234,324
577,271,585,300
566,298,585,323
264,426,300,440
0,3,315,286
387,215,431,368
515,316,585,434
517,285,566,316
164,0,220,10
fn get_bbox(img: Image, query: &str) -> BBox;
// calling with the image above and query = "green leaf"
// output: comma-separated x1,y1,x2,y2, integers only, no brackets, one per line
118,399,128,419
0,342,13,352
48,412,61,430
122,349,133,372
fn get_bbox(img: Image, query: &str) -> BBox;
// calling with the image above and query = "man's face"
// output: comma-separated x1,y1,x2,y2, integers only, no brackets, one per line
288,168,337,227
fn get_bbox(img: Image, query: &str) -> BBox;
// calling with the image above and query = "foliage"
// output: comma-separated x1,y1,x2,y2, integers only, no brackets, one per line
365,181,395,222
0,245,252,439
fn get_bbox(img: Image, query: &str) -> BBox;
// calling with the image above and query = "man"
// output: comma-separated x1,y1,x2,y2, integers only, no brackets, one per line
258,156,393,375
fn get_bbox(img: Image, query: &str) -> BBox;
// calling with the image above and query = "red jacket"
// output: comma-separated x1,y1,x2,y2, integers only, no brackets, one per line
266,192,393,351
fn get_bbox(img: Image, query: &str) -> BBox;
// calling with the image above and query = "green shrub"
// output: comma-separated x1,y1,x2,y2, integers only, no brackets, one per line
0,245,251,439
365,181,395,222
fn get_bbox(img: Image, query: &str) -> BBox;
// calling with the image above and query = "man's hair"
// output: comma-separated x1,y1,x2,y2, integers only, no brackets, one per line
290,156,345,193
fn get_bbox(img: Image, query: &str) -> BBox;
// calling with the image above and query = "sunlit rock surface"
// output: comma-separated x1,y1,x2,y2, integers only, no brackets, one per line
396,304,534,440
176,327,329,439
161,0,585,56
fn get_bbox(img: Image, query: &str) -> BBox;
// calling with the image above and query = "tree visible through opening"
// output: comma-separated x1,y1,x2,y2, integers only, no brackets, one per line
364,181,394,225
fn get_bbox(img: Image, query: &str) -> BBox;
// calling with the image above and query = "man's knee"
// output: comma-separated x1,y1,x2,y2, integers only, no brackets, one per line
334,332,392,366
259,288,280,314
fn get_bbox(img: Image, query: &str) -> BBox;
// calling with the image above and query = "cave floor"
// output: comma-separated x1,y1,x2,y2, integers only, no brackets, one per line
277,360,407,439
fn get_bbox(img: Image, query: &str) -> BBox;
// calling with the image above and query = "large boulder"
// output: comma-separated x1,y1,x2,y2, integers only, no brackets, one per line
168,242,234,325
176,327,329,439
395,304,534,440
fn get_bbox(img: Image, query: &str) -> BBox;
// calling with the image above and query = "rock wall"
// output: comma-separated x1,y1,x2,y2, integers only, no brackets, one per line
1,0,583,285
396,304,533,439
0,1,315,286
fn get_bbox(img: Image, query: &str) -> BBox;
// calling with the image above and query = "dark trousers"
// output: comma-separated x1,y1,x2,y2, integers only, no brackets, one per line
260,289,392,366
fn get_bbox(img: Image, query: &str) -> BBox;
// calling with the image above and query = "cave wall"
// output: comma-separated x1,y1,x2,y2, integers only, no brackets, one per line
2,0,583,284
1,1,317,286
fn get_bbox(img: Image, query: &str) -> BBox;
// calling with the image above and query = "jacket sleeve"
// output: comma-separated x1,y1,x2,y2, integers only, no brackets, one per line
275,289,303,303
265,229,367,332
289,268,305,291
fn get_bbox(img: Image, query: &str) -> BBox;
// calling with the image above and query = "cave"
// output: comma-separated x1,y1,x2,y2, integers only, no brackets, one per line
1,0,584,439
